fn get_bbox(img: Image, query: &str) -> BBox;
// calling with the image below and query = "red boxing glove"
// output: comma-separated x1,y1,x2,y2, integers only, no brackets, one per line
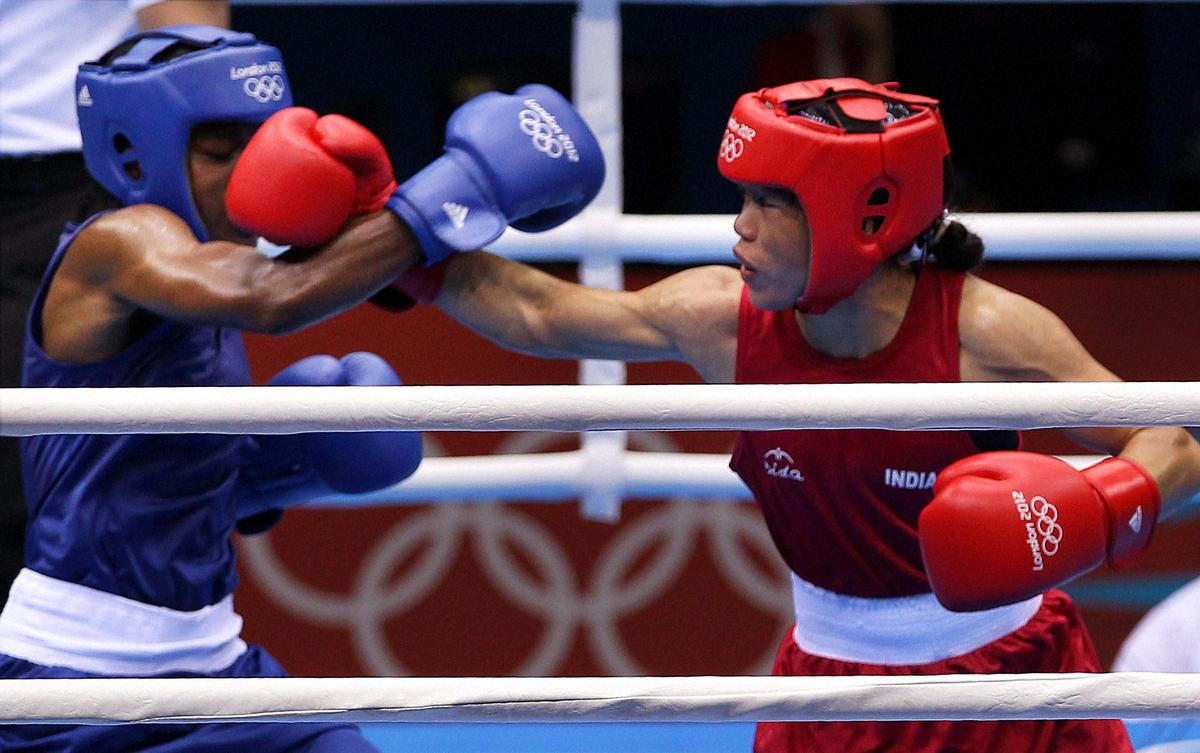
918,451,1160,612
227,108,397,247
312,114,398,213
369,259,451,312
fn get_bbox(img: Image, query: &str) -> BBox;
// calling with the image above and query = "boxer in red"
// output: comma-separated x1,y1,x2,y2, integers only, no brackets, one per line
382,78,1200,753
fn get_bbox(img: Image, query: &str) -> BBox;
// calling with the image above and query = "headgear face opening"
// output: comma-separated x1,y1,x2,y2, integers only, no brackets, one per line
717,78,950,313
77,25,293,241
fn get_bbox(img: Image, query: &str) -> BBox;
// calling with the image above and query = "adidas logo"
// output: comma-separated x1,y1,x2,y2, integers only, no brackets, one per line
1128,506,1143,534
77,85,93,107
441,201,468,230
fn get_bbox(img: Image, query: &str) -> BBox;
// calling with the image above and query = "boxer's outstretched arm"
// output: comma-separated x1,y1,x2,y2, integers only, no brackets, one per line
959,275,1200,517
919,275,1200,611
436,251,741,383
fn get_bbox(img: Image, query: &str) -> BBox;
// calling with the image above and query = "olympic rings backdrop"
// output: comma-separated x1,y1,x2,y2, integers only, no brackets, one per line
236,261,1200,678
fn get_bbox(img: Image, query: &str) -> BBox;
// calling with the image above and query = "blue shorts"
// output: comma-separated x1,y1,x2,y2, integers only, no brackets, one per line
0,644,379,753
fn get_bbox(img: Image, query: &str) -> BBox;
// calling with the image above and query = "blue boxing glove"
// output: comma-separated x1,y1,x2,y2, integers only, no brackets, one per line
387,84,605,265
234,352,423,534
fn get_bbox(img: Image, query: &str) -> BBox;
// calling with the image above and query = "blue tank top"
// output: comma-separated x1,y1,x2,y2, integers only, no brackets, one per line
20,213,253,611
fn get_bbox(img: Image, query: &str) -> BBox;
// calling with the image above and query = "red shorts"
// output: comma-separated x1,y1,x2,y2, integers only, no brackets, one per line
754,590,1132,753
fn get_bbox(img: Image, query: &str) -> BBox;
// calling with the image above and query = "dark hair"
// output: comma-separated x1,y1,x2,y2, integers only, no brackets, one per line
96,37,206,67
912,158,985,272
922,218,985,272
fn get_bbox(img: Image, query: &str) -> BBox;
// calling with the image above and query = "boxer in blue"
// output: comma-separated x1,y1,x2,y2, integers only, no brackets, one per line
0,24,603,752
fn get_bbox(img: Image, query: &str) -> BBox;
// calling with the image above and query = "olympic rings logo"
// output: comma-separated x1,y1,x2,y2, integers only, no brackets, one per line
518,109,565,158
243,75,286,103
720,132,744,163
1030,495,1063,555
239,431,791,676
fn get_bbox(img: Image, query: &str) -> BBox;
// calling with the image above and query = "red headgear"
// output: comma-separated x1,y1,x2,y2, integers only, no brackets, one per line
718,79,950,313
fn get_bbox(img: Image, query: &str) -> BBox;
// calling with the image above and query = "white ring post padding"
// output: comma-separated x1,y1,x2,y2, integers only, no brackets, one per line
1,673,1198,725
1,382,1197,436
573,0,631,523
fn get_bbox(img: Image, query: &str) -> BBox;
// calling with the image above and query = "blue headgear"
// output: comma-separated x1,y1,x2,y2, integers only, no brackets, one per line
77,25,293,240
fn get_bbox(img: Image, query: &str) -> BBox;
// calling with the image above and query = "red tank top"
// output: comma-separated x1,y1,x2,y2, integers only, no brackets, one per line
731,267,1001,598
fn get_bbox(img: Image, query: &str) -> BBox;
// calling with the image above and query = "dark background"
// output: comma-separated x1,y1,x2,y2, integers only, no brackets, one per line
232,2,1200,215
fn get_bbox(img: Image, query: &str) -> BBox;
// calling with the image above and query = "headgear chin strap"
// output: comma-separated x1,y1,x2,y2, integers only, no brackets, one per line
717,79,950,314
77,24,293,241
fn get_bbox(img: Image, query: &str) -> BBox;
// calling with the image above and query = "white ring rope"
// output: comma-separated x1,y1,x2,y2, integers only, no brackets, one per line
496,212,1200,263
309,451,1116,505
1,382,1197,436
2,673,1197,725
331,451,1196,512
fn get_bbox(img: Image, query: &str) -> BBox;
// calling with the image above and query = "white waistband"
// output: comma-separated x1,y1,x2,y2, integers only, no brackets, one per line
0,568,246,675
790,574,1043,666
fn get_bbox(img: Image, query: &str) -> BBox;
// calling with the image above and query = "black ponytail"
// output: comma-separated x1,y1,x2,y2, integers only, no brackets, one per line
918,158,986,272
925,219,985,272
